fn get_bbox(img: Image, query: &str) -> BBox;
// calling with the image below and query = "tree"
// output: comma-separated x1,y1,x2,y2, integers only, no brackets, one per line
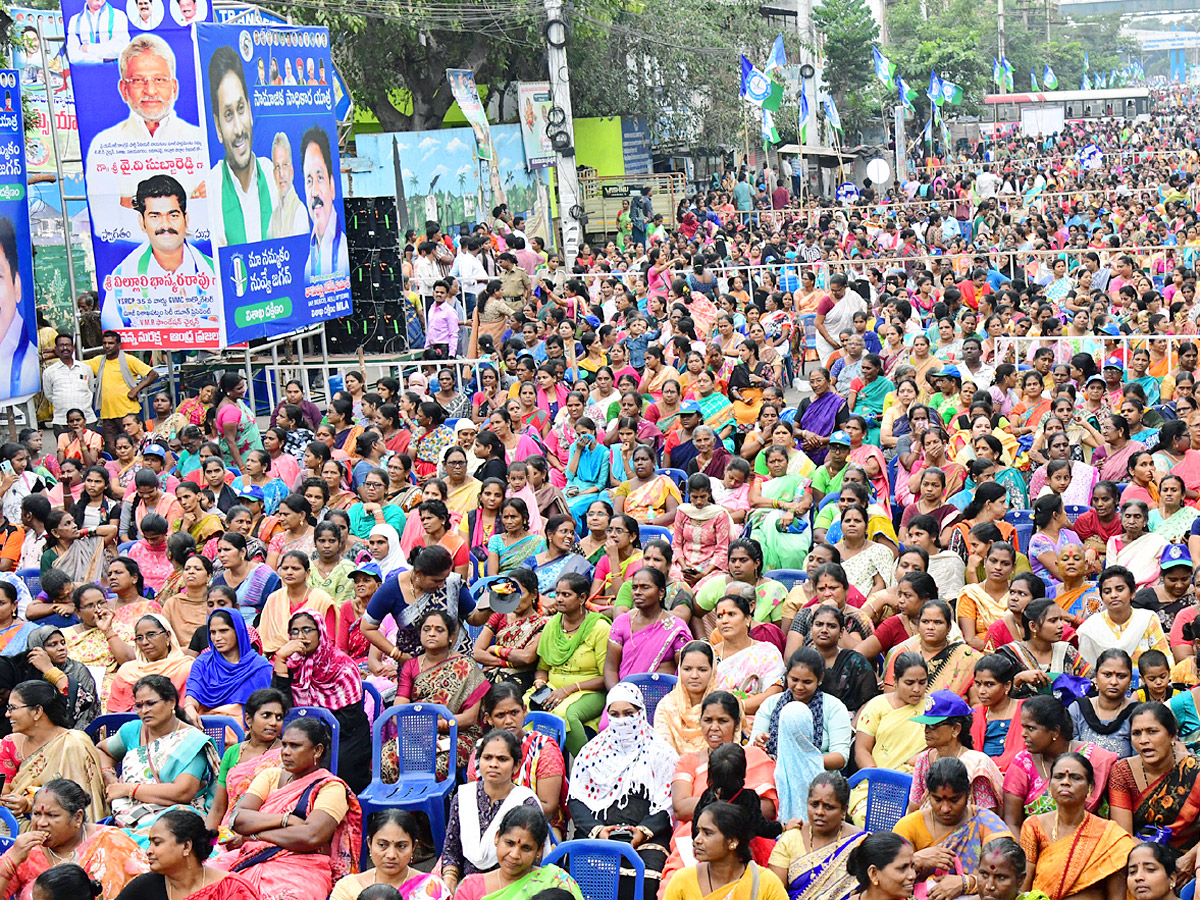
812,0,879,135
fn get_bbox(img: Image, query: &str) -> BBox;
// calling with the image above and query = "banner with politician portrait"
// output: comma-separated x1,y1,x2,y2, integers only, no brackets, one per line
61,0,218,349
0,71,45,405
195,23,351,345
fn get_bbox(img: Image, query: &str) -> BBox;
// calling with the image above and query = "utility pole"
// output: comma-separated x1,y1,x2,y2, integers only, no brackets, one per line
998,0,1006,65
543,0,582,268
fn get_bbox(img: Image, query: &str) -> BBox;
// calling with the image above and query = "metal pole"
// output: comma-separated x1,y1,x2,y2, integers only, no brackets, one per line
543,0,581,267
244,347,255,418
998,0,1006,60
320,325,332,404
269,343,280,418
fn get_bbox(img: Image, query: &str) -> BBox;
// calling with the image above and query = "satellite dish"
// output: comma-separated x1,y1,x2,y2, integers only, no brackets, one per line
866,158,890,184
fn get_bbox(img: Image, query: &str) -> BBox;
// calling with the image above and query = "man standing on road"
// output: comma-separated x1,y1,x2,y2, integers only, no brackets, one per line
42,333,95,438
89,331,158,451
630,186,653,248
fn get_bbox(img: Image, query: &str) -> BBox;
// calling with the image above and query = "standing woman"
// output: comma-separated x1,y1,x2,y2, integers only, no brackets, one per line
209,373,262,471
1018,752,1136,900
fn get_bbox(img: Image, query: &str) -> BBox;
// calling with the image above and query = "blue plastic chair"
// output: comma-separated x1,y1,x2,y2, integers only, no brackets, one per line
283,706,340,772
543,839,645,900
117,541,135,554
359,703,457,859
1004,509,1034,526
524,711,567,749
847,769,913,832
15,568,39,598
0,807,17,852
1182,879,1196,900
363,682,384,723
639,524,672,546
656,467,688,494
201,715,245,756
622,673,677,725
799,314,817,374
1064,504,1088,524
85,713,137,744
764,569,807,592
1013,523,1033,555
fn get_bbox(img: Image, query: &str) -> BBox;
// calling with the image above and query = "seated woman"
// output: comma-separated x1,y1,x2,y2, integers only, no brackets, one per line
440,729,544,894
1106,500,1170,590
388,609,487,780
671,474,734,588
530,572,611,757
211,535,281,624
61,583,134,706
271,611,370,793
182,611,272,721
40,509,106,583
997,598,1092,699
1111,702,1200,858
1069,648,1135,757
768,773,865,900
613,446,681,527
98,674,220,847
883,599,977,699
568,683,680,900
171,483,224,553
331,809,451,900
0,778,148,900
693,540,789,631
604,567,691,688
747,445,814,573
472,567,546,691
161,554,215,649
712,593,785,719
521,515,591,601
751,648,853,772
107,615,193,713
784,564,875,659
204,687,287,831
214,717,361,900
486,499,546,577
258,552,337,657
115,808,260,900
664,801,788,900
0,680,107,827
893,757,1011,898
1018,752,1135,900
957,542,1017,652
564,416,612,525
1077,565,1170,667
1001,695,1118,835
906,690,1004,812
653,641,717,756
23,624,101,728
850,652,929,819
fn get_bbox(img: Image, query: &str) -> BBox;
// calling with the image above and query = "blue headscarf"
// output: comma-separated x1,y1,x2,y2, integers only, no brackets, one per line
185,609,272,709
775,701,825,823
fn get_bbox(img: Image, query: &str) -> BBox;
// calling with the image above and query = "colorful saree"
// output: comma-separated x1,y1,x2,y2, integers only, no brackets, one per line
218,744,284,827
697,391,736,443
332,869,450,900
751,474,814,571
884,638,976,697
796,391,846,465
391,655,489,778
617,475,681,523
1110,751,1200,850
1020,813,1135,900
10,728,108,829
850,376,894,445
413,425,456,479
1004,741,1117,816
896,808,1011,875
215,768,361,900
455,864,582,900
1,824,148,900
1152,505,1200,543
487,533,546,575
849,694,926,818
769,829,864,900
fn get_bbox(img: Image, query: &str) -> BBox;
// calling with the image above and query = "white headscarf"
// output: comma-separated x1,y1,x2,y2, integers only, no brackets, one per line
368,523,407,578
567,682,679,816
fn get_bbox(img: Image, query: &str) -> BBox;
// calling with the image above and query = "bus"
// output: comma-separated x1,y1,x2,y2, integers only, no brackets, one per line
981,87,1151,137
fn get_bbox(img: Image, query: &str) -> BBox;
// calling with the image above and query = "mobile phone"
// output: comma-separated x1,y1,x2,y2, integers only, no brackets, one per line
1,461,13,476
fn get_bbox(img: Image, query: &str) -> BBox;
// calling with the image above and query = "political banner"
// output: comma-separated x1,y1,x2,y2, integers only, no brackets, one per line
517,81,555,170
195,24,351,345
446,68,492,161
0,70,45,404
12,8,79,175
61,0,219,350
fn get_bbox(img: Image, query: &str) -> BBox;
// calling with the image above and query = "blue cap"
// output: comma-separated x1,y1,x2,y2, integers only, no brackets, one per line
936,365,962,380
350,561,383,580
1102,356,1124,371
680,400,702,415
1086,374,1106,386
828,430,851,447
910,689,973,724
1101,324,1121,336
1161,544,1193,571
236,484,265,502
142,443,168,459
583,315,601,327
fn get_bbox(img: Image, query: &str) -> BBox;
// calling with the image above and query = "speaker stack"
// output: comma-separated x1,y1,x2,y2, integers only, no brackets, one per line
335,197,408,355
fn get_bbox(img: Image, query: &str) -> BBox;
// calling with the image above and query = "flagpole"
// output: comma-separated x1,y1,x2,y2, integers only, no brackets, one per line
743,103,750,173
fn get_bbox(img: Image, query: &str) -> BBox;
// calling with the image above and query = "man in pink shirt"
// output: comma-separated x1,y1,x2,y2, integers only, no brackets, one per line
424,279,461,357
510,235,540,277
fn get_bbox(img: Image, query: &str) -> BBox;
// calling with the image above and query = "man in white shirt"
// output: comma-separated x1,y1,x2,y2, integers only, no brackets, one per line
456,236,487,309
66,0,130,64
0,218,39,401
204,44,279,247
959,337,995,391
104,174,216,333
86,34,206,240
42,333,96,435
267,131,308,239
975,165,1000,200
301,126,348,281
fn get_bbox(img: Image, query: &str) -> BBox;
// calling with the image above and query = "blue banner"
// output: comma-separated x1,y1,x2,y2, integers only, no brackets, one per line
61,0,219,349
0,70,43,404
195,23,351,345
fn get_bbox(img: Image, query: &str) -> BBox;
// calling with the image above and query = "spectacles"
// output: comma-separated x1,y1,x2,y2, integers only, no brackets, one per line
134,630,167,643
288,626,319,637
5,705,28,714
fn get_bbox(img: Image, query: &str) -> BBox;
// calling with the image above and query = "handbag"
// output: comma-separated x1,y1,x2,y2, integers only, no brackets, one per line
912,854,964,900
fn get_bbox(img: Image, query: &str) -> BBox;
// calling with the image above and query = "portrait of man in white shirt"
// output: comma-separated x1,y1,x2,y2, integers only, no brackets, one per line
302,126,347,281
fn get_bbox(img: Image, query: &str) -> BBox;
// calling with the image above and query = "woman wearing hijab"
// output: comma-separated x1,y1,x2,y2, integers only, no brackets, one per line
567,683,680,900
773,702,825,825
367,523,408,578
23,626,100,729
182,610,273,719
271,610,371,793
105,613,193,713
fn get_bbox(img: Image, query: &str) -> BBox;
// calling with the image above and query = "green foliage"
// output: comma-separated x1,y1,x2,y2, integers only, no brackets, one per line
885,0,988,119
812,0,878,133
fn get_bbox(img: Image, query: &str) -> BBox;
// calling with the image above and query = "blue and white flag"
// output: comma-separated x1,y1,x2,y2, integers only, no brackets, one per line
764,33,787,74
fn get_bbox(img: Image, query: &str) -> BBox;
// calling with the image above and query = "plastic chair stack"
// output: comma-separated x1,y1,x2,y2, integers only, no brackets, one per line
1004,509,1035,555
358,703,458,860
621,673,677,725
543,839,645,900
847,769,913,833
